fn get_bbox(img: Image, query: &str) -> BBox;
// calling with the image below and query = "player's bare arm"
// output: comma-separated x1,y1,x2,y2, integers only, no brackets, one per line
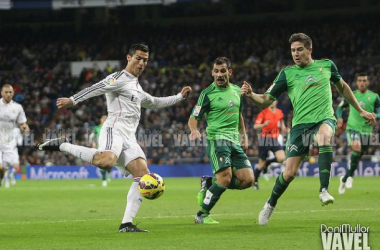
254,120,270,130
335,79,376,125
57,97,74,109
188,116,201,141
238,114,248,153
241,81,274,108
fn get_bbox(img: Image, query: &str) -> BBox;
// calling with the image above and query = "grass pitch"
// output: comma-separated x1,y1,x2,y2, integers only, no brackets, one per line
1,177,379,250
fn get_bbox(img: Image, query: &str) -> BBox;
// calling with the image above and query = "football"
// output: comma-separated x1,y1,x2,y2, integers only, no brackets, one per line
138,173,165,200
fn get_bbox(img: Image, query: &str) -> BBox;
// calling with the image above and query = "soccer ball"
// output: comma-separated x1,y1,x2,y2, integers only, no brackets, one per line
138,173,165,200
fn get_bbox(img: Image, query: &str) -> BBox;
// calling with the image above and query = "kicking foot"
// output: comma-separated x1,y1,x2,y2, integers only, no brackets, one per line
37,137,69,151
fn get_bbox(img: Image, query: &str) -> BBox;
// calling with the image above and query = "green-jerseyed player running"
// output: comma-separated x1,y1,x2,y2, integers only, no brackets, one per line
188,57,254,224
337,72,380,194
241,33,376,226
90,115,112,187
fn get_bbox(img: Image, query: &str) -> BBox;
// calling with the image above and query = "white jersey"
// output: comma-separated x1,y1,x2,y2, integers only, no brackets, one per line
0,99,27,144
70,70,184,142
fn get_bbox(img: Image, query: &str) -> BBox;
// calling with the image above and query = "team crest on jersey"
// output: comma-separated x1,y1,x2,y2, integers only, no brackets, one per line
228,100,237,110
359,101,365,108
105,76,116,85
193,106,201,116
234,92,239,99
319,67,323,73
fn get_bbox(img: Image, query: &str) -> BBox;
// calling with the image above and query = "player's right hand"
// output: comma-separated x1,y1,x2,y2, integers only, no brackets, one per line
189,130,202,140
360,110,376,125
241,81,253,97
57,97,74,109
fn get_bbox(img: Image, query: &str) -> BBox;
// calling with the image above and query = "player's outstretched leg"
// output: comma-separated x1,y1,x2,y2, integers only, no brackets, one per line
38,137,98,164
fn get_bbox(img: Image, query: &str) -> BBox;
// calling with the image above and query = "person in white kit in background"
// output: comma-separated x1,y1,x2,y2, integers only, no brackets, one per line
0,84,30,189
37,44,192,232
4,128,23,186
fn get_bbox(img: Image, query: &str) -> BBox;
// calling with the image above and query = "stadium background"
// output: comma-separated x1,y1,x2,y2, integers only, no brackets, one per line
1,0,380,179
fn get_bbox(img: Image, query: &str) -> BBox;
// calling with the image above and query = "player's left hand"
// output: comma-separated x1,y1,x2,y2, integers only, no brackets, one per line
360,110,376,125
181,86,192,98
20,123,30,133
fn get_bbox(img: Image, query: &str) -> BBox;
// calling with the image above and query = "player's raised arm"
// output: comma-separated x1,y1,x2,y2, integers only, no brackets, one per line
140,86,192,110
241,81,274,108
335,79,376,125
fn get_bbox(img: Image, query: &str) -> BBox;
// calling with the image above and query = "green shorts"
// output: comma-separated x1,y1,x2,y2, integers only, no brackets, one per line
286,119,336,158
346,129,371,153
206,139,252,174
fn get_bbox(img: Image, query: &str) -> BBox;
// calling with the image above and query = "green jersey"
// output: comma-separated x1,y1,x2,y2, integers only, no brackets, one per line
191,82,242,144
267,59,341,126
337,90,380,134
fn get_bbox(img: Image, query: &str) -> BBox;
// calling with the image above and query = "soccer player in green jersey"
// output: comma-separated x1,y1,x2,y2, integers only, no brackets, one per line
241,33,376,225
189,57,254,224
90,115,112,187
337,73,380,194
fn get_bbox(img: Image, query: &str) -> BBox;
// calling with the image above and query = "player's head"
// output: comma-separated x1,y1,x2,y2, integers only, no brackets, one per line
289,33,313,67
1,84,14,104
212,57,232,88
356,72,369,93
100,115,107,125
126,43,149,77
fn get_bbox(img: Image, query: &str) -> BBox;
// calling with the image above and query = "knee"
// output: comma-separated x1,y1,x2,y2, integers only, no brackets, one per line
216,172,232,187
240,175,255,189
277,156,285,163
93,153,117,169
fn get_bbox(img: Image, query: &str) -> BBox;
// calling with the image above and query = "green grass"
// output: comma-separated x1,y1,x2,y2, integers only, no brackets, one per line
1,177,379,250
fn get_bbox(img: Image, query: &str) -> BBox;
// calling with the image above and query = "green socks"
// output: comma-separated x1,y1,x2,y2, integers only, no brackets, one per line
200,182,226,214
268,173,289,207
318,146,333,192
342,151,360,182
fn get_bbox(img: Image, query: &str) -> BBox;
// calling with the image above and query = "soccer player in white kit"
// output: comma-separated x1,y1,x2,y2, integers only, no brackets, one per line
0,84,30,188
37,44,192,232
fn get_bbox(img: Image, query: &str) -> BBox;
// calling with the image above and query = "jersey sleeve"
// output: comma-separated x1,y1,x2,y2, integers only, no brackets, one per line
254,111,265,124
191,93,210,121
71,73,125,105
266,69,287,100
329,60,342,85
17,105,27,124
140,91,183,110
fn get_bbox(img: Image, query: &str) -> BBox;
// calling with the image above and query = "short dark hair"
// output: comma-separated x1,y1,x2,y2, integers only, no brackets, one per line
128,43,149,56
289,33,312,49
213,57,232,69
357,72,368,78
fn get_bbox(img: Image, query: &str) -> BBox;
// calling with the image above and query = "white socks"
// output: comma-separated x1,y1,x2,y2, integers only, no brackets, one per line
122,178,143,224
59,143,98,164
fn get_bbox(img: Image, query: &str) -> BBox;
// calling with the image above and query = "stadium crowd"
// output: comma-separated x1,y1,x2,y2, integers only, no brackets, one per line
1,19,380,166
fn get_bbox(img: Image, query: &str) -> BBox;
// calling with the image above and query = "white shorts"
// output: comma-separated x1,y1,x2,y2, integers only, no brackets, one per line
98,127,146,176
0,145,19,166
